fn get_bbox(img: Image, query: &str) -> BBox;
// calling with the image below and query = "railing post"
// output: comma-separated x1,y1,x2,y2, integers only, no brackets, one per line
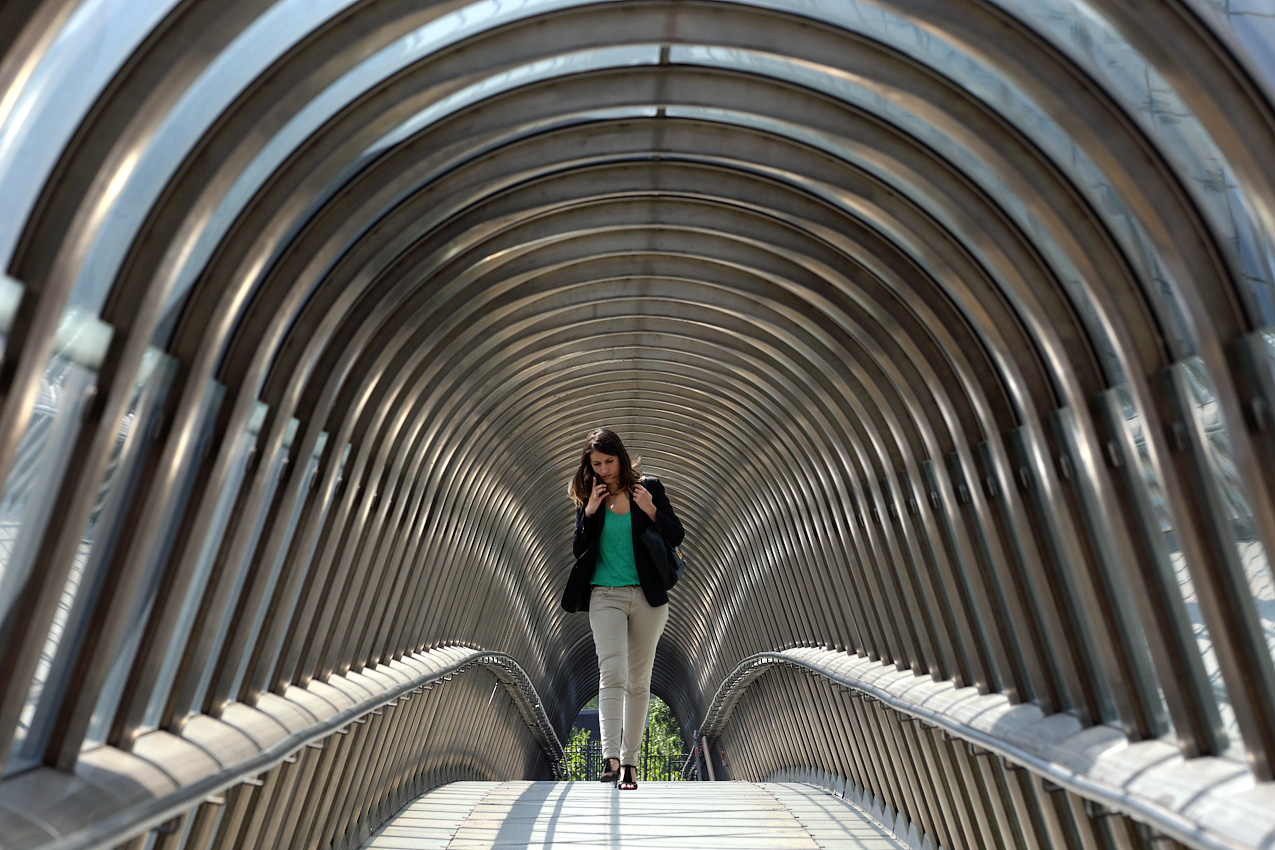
701,736,717,781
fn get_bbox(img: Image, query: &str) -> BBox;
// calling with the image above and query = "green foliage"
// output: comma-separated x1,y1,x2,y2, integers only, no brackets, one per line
562,727,595,780
644,697,683,755
561,697,688,781
637,697,686,781
567,725,594,748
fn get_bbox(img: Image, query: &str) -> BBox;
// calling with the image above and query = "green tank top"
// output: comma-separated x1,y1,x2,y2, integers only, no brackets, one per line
592,507,640,586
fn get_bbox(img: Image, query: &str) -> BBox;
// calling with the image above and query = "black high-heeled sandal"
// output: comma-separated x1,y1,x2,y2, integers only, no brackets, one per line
600,757,620,785
618,764,638,790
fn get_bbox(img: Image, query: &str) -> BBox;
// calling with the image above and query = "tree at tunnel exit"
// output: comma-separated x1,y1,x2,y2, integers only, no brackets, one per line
643,697,683,763
566,697,686,780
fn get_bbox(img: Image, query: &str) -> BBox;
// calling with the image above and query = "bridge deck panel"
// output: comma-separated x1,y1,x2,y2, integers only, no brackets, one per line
362,781,904,849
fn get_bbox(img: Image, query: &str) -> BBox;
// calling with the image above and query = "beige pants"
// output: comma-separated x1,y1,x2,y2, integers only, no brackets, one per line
588,585,670,766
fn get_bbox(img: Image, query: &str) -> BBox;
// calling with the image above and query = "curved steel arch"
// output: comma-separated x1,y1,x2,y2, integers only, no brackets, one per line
284,151,1142,718
1,1,1274,849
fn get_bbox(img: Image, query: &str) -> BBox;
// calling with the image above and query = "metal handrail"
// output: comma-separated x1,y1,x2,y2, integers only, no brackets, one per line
693,647,1275,850
38,646,562,850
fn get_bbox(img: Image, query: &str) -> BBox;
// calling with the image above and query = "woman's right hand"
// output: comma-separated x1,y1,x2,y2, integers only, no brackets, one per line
583,479,608,516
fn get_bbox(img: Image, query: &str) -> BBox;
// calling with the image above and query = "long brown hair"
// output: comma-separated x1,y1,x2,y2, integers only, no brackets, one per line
568,428,641,506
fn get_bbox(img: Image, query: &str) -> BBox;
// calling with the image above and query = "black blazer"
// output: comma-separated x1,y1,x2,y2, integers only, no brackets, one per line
561,476,684,612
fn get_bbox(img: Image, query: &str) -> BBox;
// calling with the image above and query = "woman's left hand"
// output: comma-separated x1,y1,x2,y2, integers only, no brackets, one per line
633,483,657,520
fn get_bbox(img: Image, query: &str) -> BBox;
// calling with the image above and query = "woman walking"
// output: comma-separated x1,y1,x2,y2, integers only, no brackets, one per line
562,428,684,790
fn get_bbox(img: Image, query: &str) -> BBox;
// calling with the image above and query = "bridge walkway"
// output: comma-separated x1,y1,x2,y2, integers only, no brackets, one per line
360,781,905,850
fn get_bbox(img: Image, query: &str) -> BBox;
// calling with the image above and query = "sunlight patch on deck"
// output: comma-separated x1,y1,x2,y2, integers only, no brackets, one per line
361,781,905,849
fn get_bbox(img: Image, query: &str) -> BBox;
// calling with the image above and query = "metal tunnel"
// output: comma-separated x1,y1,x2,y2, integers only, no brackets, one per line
0,1,1273,848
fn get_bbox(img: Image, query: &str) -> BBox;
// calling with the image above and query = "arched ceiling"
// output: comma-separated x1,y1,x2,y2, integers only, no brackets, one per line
1,0,1274,783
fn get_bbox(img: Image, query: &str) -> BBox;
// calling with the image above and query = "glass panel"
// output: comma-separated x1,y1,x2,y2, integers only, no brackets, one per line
1188,0,1275,107
0,366,97,771
1051,405,1170,735
188,405,287,715
995,0,1275,327
0,310,115,773
933,453,1005,693
1005,427,1117,722
149,0,560,339
366,45,659,157
0,274,23,357
12,349,189,774
1180,356,1275,683
0,0,614,316
1135,357,1275,756
254,432,332,691
69,0,359,316
0,364,95,618
140,389,252,730
673,0,1205,359
664,48,1129,382
10,349,176,764
224,419,305,700
1108,385,1231,752
1259,334,1275,671
155,44,658,346
915,459,977,688
81,367,222,748
0,0,178,271
170,810,197,850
